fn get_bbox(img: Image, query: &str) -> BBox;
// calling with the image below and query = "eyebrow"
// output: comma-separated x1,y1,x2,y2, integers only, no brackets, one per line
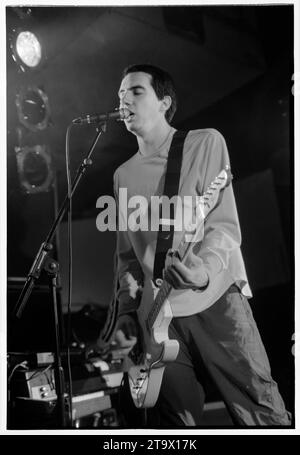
118,84,146,97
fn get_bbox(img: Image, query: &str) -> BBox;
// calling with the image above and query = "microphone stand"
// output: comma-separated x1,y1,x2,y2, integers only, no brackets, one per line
11,121,108,428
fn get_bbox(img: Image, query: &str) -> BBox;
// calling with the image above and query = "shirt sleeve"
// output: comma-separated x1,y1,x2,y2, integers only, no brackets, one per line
194,130,242,284
113,170,144,316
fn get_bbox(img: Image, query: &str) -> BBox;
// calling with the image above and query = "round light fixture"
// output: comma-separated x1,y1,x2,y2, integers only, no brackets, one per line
16,31,42,68
15,145,53,194
15,86,51,132
10,28,43,71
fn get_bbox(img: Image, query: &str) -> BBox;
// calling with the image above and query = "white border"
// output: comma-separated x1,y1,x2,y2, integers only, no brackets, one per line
1,0,298,436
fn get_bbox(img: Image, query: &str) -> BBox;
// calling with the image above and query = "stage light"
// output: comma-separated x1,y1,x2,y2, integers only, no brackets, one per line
15,86,51,132
15,145,53,194
10,29,42,71
16,31,41,67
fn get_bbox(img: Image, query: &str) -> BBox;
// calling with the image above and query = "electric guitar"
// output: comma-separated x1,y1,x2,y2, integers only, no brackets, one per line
126,166,233,408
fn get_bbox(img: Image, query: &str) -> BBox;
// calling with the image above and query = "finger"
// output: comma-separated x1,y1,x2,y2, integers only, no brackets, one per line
164,266,189,289
171,257,193,281
164,248,176,268
112,337,137,358
115,345,136,358
115,329,135,343
124,322,137,338
115,330,137,348
117,316,138,338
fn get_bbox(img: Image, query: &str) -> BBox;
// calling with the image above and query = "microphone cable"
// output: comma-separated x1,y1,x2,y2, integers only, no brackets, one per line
65,124,74,426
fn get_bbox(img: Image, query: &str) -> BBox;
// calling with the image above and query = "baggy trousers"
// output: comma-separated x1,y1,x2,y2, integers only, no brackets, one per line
144,284,292,427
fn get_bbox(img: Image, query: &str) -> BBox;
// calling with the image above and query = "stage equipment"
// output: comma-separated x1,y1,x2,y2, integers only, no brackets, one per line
11,116,117,428
15,144,53,194
10,29,42,71
15,86,51,132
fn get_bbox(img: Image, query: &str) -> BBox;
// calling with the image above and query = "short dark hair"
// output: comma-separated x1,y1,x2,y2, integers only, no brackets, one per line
122,64,177,123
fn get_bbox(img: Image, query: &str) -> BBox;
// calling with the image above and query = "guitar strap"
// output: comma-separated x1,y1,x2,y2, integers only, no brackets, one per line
153,130,188,285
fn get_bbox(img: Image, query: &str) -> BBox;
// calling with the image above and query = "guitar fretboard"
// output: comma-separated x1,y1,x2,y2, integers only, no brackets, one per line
146,230,193,330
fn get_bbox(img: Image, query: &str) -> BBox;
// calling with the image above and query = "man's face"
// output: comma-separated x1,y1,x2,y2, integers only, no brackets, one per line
118,71,166,136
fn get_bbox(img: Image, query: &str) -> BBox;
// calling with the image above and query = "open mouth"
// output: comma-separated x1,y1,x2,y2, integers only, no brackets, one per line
118,107,134,121
126,112,135,121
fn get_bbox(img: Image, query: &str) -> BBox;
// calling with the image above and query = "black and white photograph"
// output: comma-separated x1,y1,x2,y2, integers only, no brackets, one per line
3,0,298,435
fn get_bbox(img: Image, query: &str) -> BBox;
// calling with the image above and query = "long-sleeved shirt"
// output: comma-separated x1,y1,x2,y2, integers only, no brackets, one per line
113,128,252,318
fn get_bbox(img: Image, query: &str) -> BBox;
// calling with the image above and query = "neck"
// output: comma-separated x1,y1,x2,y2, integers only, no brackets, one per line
137,121,173,157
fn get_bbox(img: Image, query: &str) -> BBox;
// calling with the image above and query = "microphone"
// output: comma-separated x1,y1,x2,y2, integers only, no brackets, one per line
72,108,130,124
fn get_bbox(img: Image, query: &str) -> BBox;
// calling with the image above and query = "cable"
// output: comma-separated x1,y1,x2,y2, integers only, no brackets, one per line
7,361,28,384
65,124,74,426
7,360,29,426
63,123,106,426
25,364,52,382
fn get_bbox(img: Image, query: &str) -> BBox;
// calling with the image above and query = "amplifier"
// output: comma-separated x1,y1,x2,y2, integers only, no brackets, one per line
12,392,112,428
11,367,56,400
72,391,111,420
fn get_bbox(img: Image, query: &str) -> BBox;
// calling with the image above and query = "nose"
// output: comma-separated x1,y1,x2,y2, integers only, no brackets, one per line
119,90,132,108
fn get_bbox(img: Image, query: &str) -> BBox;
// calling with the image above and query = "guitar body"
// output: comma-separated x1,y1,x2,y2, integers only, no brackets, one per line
126,279,179,408
126,272,231,408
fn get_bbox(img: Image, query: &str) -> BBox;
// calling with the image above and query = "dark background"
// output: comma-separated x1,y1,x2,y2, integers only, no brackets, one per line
6,6,294,412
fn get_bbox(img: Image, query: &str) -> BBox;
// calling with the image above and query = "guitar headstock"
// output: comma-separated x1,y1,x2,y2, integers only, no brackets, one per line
208,165,232,190
198,165,233,217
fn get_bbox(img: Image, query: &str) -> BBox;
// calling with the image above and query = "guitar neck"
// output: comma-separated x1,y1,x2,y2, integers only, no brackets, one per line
146,167,230,330
146,219,204,330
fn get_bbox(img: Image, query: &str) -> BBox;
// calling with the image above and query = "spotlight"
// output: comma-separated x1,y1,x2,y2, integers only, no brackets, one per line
15,145,53,194
15,86,51,132
10,28,42,71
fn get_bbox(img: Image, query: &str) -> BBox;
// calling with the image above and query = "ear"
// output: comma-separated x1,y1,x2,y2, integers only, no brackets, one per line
160,95,172,114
